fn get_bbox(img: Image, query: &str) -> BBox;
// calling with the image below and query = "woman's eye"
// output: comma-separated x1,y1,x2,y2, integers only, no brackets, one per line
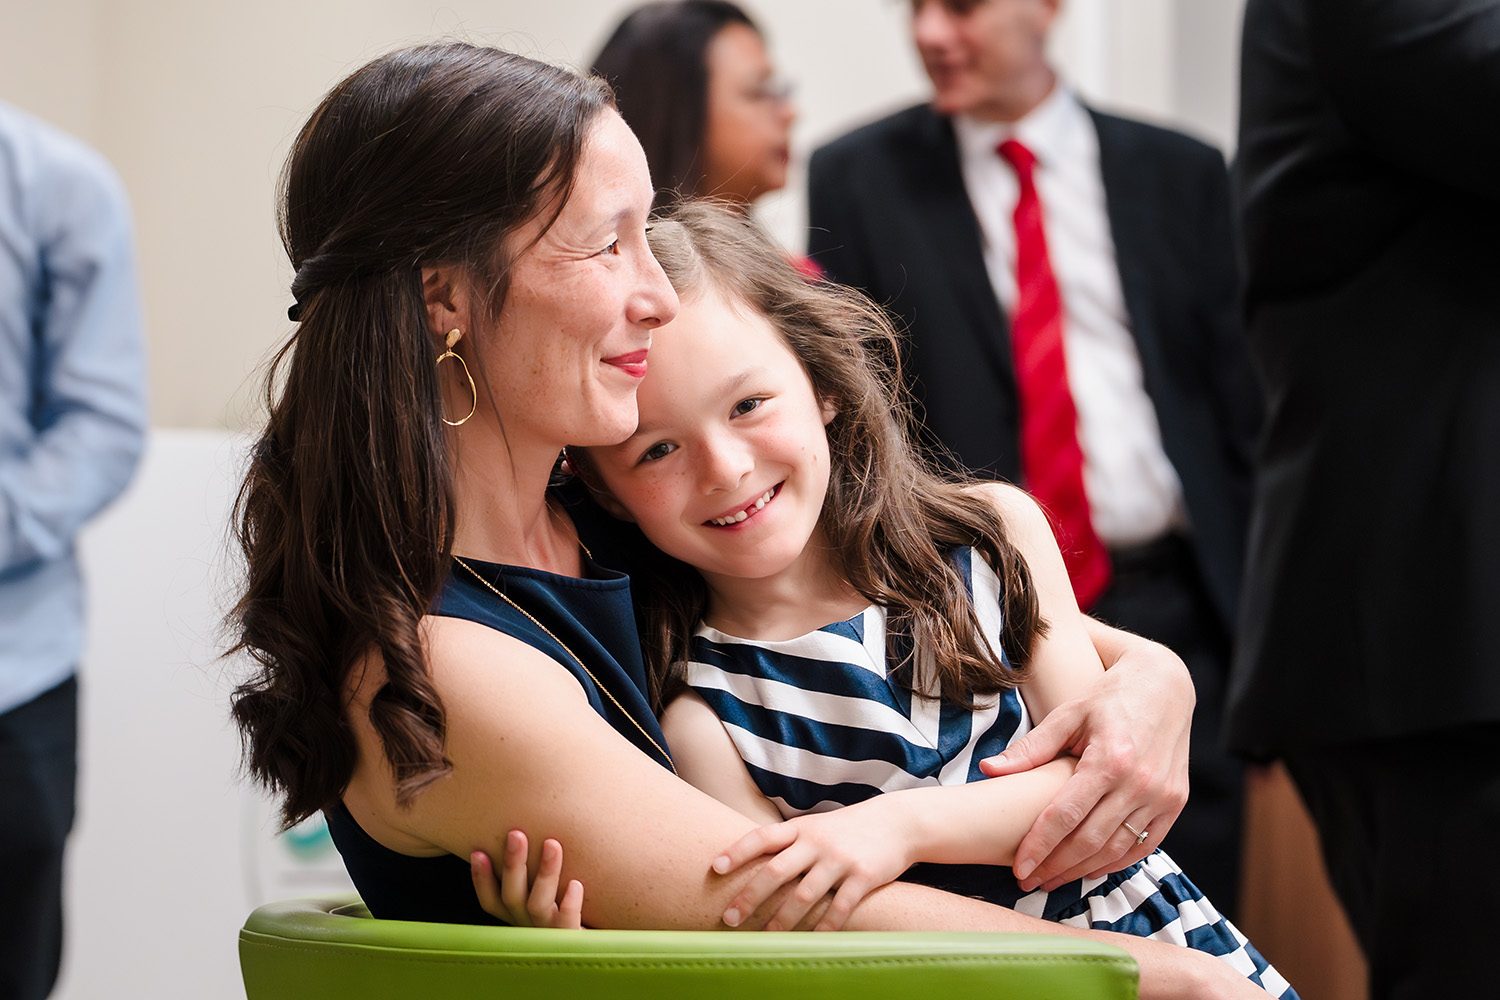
732,397,764,417
598,238,621,256
640,442,676,463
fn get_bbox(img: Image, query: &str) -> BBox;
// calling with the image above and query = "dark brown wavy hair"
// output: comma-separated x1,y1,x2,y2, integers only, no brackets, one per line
583,202,1046,709
228,42,611,828
591,1,758,209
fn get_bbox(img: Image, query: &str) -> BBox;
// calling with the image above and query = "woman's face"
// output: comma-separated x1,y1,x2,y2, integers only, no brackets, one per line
701,24,796,204
487,109,678,448
585,289,836,589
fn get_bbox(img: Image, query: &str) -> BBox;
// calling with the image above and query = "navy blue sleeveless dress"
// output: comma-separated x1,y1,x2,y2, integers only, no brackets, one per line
686,546,1296,999
324,549,670,925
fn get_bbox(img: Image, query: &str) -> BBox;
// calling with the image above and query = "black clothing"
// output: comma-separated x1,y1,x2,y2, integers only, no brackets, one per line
1230,0,1500,754
1284,729,1500,1000
0,677,77,1000
1234,0,1500,986
325,549,669,925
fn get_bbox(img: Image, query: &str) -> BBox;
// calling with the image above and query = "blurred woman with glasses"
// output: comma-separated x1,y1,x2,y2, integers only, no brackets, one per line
592,3,802,235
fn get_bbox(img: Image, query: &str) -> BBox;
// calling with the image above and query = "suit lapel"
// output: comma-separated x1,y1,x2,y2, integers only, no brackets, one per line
1090,109,1163,382
1092,108,1206,528
904,108,1015,388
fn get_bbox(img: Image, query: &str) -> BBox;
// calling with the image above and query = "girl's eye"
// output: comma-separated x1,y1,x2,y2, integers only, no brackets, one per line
732,397,764,417
598,238,621,256
640,442,676,463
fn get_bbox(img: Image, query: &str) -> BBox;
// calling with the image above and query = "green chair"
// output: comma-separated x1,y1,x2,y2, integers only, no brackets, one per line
239,896,1138,999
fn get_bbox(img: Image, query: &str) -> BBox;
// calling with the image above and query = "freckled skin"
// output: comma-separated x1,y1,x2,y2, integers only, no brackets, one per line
584,291,837,594
478,109,676,448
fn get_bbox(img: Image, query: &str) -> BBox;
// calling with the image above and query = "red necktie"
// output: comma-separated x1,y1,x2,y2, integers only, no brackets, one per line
997,138,1111,609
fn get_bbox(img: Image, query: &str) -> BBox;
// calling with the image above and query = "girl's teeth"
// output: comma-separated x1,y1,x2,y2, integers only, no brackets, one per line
711,487,776,526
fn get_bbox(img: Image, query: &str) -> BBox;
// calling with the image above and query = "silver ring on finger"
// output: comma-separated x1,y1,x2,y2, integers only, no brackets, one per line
1121,820,1149,847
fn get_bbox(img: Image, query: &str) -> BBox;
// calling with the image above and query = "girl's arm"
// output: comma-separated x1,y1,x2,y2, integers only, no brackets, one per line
663,690,1075,925
709,756,1078,932
710,484,1103,928
974,482,1109,719
659,691,784,826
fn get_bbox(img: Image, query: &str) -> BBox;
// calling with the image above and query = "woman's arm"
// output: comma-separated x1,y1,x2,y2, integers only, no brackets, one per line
346,615,778,931
426,622,1256,997
969,485,1195,890
349,614,1074,932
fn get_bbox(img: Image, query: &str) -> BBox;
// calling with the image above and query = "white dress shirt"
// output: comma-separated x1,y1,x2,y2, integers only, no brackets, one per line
952,86,1186,548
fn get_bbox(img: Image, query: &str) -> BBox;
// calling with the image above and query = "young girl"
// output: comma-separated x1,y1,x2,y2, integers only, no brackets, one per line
503,202,1295,999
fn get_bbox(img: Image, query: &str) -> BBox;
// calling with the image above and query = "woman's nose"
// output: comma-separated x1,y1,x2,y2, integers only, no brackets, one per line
629,248,679,329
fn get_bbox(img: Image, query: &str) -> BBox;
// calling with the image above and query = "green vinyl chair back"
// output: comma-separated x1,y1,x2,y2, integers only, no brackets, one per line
239,896,1138,999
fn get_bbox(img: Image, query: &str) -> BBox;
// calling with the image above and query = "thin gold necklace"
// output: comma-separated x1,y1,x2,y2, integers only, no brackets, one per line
452,554,677,774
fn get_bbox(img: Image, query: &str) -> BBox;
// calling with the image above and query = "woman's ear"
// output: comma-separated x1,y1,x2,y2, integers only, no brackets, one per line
820,396,838,426
421,265,471,338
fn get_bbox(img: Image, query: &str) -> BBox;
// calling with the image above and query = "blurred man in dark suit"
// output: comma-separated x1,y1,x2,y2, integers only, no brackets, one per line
1232,1,1500,994
808,0,1261,915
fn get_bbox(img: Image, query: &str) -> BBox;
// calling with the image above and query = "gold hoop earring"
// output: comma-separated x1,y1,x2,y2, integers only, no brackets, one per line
436,328,477,427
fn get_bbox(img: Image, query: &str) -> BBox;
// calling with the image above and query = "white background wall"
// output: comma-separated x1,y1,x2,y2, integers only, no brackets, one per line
1,2,1244,997
63,432,355,1000
1,0,1245,432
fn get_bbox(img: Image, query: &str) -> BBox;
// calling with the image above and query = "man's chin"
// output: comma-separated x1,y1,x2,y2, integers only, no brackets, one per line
929,87,977,118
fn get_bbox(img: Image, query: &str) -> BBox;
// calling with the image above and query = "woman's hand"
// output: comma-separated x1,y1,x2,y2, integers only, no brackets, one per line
711,798,917,932
469,829,585,929
979,619,1193,892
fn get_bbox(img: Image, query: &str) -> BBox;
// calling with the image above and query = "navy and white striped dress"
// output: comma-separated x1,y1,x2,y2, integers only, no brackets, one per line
686,547,1296,999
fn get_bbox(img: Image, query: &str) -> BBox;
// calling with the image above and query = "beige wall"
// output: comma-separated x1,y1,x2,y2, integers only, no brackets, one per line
1,0,1243,431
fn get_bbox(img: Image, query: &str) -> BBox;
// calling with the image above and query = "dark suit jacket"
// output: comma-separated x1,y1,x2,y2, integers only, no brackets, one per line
1229,0,1500,756
807,102,1261,636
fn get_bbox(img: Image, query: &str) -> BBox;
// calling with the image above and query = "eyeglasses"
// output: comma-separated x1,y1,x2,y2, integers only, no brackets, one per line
746,77,796,107
904,0,990,14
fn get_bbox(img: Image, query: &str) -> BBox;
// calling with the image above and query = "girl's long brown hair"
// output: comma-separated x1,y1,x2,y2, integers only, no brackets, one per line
228,43,610,828
609,202,1046,709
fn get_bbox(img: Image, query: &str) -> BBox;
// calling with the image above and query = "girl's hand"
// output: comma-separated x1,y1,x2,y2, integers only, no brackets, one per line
711,800,916,932
469,829,585,929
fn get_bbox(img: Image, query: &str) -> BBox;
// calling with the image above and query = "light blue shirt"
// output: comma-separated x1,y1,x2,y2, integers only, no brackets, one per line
0,102,147,714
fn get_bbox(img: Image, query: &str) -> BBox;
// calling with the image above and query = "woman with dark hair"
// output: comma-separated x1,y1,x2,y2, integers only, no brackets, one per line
228,39,1217,996
592,1,794,211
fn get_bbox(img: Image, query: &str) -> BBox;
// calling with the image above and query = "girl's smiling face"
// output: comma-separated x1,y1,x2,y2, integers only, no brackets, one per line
584,289,836,588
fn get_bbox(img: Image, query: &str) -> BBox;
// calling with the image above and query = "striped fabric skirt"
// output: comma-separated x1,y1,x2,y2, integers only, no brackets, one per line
1010,849,1295,998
